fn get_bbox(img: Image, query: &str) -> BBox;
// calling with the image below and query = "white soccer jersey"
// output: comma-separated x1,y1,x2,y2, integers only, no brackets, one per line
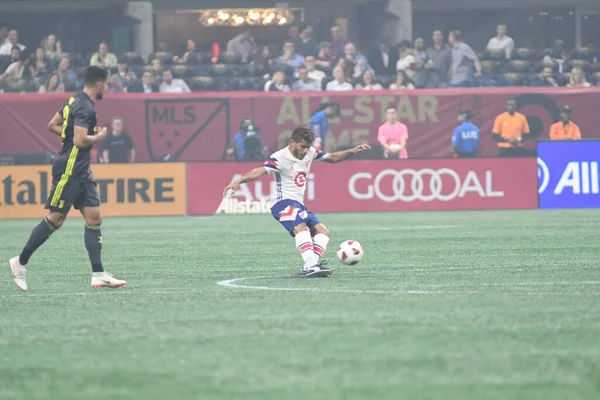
263,146,328,206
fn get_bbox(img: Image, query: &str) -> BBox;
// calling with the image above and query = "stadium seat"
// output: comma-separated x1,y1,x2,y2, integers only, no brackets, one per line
120,51,145,65
151,52,174,65
508,60,532,73
513,48,536,61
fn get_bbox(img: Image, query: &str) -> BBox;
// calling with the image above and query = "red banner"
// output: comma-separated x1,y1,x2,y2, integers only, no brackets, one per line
2,88,598,161
187,158,538,215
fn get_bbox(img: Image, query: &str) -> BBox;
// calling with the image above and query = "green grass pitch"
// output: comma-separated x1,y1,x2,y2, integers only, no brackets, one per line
1,210,599,400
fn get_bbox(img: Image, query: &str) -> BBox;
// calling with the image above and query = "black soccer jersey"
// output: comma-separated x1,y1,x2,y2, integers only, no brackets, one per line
53,91,97,179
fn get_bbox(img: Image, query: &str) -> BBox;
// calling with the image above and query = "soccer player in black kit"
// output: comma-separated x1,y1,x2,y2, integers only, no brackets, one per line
8,66,127,291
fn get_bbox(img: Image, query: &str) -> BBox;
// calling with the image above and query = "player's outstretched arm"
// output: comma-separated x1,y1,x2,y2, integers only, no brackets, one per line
223,166,268,196
323,144,371,163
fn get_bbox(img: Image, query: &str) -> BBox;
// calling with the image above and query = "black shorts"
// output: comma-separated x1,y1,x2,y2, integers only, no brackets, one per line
45,174,100,214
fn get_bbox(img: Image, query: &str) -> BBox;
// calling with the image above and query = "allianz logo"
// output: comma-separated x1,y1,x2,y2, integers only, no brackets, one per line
538,158,599,195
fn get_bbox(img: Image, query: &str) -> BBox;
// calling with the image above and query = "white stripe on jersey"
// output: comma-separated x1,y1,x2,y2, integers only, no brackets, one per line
263,146,328,207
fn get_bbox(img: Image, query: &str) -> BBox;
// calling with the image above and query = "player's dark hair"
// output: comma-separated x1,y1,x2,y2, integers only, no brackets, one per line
291,126,315,144
84,65,108,85
313,102,339,116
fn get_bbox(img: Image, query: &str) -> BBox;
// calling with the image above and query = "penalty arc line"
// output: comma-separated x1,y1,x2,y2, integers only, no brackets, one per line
216,277,441,295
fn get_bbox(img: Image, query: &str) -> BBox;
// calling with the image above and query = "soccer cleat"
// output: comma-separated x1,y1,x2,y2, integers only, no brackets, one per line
8,256,27,292
298,265,332,278
91,272,127,289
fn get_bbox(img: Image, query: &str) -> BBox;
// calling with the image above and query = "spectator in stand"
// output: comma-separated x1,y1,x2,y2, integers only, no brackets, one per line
412,37,430,88
292,66,320,91
0,29,26,55
29,48,49,84
117,62,136,90
368,40,398,76
330,24,348,57
226,30,256,63
448,30,481,87
567,67,591,87
531,66,560,87
264,70,290,92
174,39,196,64
315,41,335,71
396,40,416,79
486,25,514,59
41,34,62,66
90,41,118,67
38,73,64,93
492,99,530,157
302,55,325,85
159,69,190,93
325,66,353,91
252,45,274,69
425,30,452,88
452,109,480,158
0,46,26,92
309,103,340,151
389,70,415,89
355,69,383,90
106,72,125,93
149,58,163,79
287,26,299,42
130,71,159,93
56,56,77,90
276,41,305,74
378,107,409,159
293,23,318,57
336,57,360,80
550,105,581,140
101,116,135,163
542,39,569,74
343,42,373,75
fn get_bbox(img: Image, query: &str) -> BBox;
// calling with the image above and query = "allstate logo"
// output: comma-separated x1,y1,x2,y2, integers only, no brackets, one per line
537,157,550,194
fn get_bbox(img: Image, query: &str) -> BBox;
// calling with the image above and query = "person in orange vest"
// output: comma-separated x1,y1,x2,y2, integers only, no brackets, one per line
492,99,530,157
549,105,581,140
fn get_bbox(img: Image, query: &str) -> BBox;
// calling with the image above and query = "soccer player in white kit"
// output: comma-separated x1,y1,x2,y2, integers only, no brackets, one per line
223,126,370,278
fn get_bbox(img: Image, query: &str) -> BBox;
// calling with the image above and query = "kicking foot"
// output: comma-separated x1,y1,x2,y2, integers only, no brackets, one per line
298,265,332,278
91,272,127,289
8,256,27,292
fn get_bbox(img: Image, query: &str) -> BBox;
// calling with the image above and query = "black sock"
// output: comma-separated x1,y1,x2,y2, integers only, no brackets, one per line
84,224,104,273
19,218,59,265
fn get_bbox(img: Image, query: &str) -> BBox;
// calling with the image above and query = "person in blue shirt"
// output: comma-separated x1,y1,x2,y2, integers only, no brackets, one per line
309,103,340,151
452,109,480,158
227,117,267,161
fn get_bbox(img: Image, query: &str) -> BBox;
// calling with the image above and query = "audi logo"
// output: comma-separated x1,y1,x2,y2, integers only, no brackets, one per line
348,168,504,202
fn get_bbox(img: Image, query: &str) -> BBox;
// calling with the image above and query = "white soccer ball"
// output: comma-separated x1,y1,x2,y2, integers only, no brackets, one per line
336,240,364,265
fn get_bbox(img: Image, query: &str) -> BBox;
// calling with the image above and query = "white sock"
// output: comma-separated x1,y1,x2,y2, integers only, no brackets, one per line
313,233,330,260
295,231,317,269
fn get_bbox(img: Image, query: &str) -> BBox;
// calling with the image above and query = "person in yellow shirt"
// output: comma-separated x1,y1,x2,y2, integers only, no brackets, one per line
492,99,530,157
549,105,581,140
90,41,118,67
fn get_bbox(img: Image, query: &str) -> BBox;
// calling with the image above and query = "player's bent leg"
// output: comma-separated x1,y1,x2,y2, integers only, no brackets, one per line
80,206,127,289
8,212,66,292
310,223,330,262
